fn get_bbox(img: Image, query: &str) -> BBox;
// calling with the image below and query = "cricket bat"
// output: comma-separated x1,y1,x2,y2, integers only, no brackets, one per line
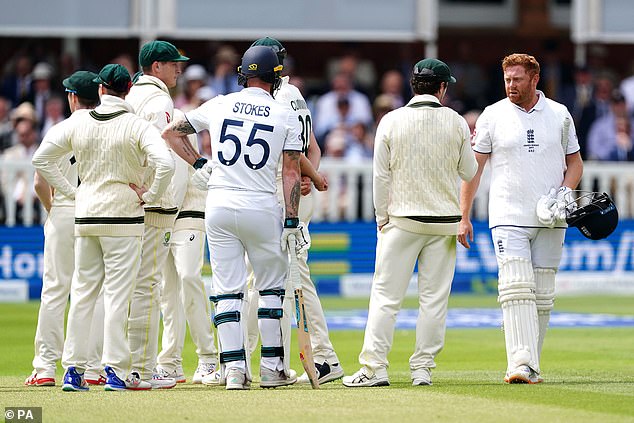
288,234,319,389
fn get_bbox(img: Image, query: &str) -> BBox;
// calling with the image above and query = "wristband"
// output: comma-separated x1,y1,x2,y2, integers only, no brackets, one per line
193,157,208,169
284,217,299,228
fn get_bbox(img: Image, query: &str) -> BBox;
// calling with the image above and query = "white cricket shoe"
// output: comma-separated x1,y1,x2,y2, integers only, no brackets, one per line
192,362,217,384
225,368,250,390
25,369,56,387
156,366,186,383
297,361,344,385
260,368,297,388
342,367,389,387
411,367,432,386
504,365,532,384
145,373,177,389
201,370,223,386
529,369,544,384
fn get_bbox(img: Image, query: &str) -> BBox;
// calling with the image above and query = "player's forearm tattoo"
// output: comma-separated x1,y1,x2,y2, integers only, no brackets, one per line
288,180,301,217
181,138,199,161
173,119,196,135
286,150,301,217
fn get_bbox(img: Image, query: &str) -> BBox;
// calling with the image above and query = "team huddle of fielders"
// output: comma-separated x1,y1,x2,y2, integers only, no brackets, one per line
27,36,585,390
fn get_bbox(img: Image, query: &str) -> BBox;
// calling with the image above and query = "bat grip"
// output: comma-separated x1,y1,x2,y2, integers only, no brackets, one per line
287,233,301,290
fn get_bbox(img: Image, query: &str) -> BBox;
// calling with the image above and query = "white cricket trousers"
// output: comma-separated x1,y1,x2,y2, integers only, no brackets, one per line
207,190,287,373
128,224,172,379
246,192,339,364
359,223,456,373
32,206,102,376
62,235,142,378
157,228,217,371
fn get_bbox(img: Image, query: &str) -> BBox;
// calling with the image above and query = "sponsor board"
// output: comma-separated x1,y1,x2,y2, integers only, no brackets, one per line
2,221,634,299
0,280,29,302
325,308,634,330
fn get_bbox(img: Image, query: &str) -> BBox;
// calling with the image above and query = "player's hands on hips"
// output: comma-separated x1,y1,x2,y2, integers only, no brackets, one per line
536,188,557,227
458,217,473,249
281,221,311,254
191,162,212,191
129,183,148,206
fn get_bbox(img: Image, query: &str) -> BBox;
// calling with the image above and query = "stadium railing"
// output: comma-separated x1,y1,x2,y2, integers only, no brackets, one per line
1,158,633,226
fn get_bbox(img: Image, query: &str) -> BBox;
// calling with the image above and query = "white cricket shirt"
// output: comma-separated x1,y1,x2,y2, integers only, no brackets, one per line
473,90,580,228
185,87,303,195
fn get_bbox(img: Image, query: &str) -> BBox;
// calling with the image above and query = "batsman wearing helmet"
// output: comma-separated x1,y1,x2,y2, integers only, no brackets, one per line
459,53,583,384
343,58,477,387
162,45,305,390
242,37,342,386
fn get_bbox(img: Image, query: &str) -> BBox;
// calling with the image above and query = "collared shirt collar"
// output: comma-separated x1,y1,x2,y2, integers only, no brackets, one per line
135,74,170,94
96,94,136,114
510,89,545,114
407,94,442,106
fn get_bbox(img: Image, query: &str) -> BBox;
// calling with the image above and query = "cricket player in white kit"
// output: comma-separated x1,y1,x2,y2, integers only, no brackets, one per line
243,37,343,385
156,108,218,384
125,40,190,388
32,64,175,391
343,58,477,387
459,53,583,384
26,71,104,387
162,45,306,390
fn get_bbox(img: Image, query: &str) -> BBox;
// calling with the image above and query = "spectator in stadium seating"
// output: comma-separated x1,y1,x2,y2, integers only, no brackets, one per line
620,60,634,114
41,95,66,136
314,72,373,150
560,65,594,125
577,72,615,159
448,40,488,113
587,90,634,161
1,54,34,106
174,64,212,111
209,45,241,95
327,49,377,98
0,96,13,153
31,62,56,129
377,70,406,109
1,118,41,225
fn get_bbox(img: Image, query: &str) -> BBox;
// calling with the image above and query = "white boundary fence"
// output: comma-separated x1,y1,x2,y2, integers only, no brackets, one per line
1,158,634,226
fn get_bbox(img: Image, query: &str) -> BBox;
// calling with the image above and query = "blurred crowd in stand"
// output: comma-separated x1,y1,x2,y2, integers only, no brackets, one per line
2,42,634,224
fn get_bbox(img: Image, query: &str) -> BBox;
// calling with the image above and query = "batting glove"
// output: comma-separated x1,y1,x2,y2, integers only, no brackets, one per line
554,186,574,221
191,162,212,191
536,188,557,228
281,219,311,254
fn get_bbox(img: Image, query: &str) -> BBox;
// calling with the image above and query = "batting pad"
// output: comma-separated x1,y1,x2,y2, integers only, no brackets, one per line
213,295,252,383
534,267,556,358
498,258,540,373
258,292,285,372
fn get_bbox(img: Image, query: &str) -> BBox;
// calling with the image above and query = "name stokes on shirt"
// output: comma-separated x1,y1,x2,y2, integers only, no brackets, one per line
233,102,270,117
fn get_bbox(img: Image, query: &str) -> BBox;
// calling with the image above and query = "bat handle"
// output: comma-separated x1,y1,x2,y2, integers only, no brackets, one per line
287,233,300,289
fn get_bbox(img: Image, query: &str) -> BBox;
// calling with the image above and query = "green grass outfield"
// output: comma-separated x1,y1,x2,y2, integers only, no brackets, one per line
1,295,633,423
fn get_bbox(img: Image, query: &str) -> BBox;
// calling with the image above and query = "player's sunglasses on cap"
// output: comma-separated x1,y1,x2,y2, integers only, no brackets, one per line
413,58,457,83
62,70,100,100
